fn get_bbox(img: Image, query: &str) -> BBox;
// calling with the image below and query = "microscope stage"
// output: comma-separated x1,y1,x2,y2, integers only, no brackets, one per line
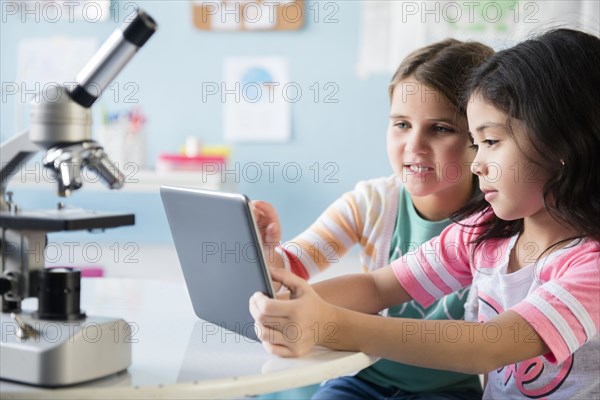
0,209,134,232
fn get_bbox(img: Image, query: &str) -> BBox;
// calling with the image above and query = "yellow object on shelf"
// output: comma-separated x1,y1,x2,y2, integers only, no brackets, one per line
201,145,231,158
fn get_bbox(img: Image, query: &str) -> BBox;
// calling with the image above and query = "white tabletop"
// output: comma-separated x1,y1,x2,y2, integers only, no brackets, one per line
0,278,376,399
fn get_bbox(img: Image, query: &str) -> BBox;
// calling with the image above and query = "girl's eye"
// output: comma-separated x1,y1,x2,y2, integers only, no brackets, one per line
469,139,498,150
433,125,455,133
394,122,409,129
483,139,499,147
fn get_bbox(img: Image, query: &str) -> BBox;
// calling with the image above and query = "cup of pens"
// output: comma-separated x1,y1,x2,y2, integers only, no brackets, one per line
98,107,147,171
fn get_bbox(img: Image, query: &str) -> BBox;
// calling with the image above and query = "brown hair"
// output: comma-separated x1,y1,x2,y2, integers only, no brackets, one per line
389,39,495,113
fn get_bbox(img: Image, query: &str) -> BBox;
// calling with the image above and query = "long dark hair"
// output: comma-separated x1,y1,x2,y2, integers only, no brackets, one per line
453,29,600,248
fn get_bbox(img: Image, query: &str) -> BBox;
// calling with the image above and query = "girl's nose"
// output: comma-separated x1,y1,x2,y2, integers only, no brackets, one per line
470,151,489,176
406,130,429,155
470,161,483,176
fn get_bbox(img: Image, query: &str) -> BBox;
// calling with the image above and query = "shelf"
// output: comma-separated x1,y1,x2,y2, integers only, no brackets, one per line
6,169,235,193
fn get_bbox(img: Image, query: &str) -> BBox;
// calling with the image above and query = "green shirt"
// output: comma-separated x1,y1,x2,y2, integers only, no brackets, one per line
356,187,482,394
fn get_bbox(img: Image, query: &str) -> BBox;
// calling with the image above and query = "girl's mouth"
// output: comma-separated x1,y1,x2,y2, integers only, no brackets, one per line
404,164,434,173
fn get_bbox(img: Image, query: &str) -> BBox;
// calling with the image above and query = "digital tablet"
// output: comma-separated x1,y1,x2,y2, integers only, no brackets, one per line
160,186,275,341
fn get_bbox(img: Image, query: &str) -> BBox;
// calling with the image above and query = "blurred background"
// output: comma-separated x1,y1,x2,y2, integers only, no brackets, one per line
1,0,597,277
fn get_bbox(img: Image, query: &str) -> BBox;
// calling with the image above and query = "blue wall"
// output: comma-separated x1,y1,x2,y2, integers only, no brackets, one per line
1,1,392,244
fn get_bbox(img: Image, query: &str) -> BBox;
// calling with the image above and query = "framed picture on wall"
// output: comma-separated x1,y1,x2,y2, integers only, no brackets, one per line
191,0,305,31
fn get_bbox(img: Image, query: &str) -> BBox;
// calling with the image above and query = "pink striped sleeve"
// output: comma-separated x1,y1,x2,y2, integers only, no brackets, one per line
392,219,476,307
511,242,600,364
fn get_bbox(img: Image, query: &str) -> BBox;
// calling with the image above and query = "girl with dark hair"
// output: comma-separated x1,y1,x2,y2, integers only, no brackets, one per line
250,29,600,399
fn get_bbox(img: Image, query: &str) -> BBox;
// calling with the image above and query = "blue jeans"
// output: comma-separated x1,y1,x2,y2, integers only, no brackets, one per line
312,376,481,400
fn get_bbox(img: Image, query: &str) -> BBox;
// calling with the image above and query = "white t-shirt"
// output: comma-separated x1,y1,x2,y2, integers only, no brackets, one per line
392,213,600,399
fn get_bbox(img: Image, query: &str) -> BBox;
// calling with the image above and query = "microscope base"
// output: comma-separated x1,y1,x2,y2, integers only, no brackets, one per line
0,312,132,387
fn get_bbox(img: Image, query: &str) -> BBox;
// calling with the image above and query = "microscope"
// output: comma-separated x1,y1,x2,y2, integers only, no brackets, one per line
0,11,156,386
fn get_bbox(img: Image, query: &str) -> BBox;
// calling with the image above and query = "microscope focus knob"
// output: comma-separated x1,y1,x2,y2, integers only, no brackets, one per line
0,277,11,295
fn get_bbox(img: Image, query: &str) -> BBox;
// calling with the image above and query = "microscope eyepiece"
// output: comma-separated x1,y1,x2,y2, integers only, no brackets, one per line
68,9,157,108
122,10,158,47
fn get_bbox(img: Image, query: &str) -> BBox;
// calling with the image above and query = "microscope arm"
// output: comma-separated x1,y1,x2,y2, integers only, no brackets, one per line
0,129,39,210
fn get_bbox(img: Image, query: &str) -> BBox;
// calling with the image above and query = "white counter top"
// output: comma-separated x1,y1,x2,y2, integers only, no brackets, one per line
1,277,375,399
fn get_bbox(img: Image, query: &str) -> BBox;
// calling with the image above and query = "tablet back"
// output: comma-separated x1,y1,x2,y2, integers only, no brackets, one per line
160,186,274,341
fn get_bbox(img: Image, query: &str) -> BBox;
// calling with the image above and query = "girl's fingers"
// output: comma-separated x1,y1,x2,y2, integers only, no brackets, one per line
251,201,282,245
250,291,296,319
252,201,279,225
249,295,290,326
255,325,309,357
260,339,298,358
266,223,281,244
269,267,308,299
